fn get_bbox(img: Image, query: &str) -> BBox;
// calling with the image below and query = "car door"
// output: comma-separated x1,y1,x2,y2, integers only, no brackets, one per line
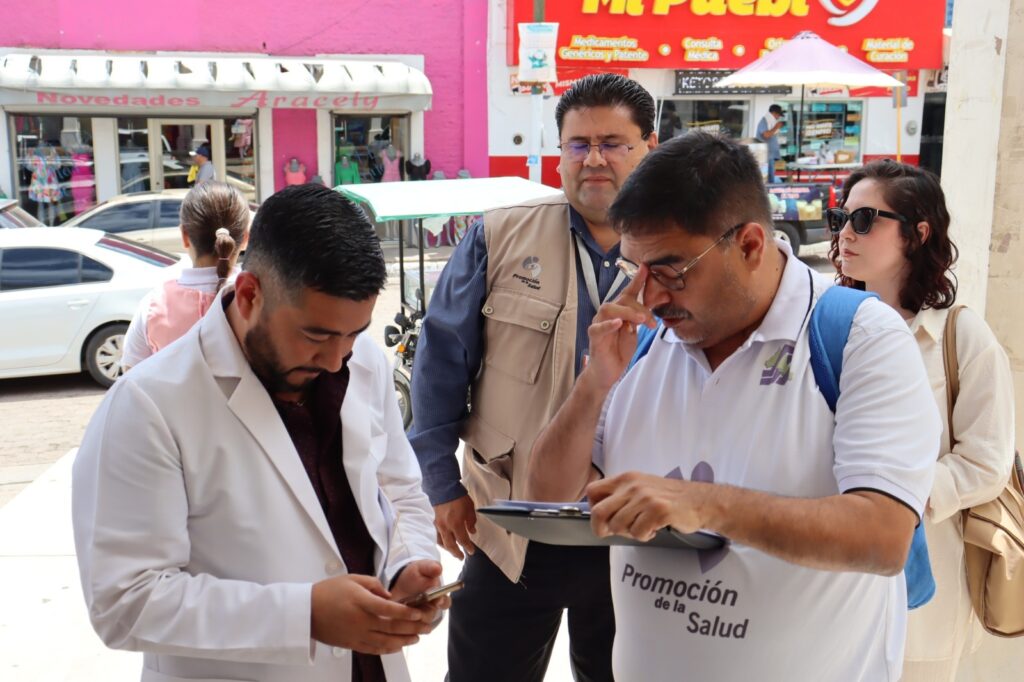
75,201,156,245
152,199,185,253
0,247,107,370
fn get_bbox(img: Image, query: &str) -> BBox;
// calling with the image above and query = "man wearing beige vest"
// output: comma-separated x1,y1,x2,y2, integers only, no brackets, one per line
409,74,657,681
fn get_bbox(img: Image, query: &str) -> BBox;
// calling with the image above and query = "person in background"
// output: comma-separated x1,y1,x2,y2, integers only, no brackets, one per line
409,73,658,682
122,181,250,370
830,159,1015,682
190,143,216,186
755,104,784,183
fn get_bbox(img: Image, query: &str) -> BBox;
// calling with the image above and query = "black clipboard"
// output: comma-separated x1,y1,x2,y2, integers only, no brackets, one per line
479,500,724,551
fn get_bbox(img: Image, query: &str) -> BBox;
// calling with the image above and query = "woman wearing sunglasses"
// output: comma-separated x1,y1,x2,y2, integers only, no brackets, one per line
828,159,1015,681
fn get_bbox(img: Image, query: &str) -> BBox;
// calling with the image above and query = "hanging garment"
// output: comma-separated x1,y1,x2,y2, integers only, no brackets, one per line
70,153,96,214
405,158,431,181
335,159,361,185
379,151,403,182
27,153,61,203
283,162,307,186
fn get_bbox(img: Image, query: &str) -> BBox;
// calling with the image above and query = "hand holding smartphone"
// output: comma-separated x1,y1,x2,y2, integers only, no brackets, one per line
398,579,464,607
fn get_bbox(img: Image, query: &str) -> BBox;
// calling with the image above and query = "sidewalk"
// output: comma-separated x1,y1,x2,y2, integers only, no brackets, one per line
0,450,575,682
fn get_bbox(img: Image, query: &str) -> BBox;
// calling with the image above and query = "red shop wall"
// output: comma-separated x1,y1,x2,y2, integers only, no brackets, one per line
489,156,563,189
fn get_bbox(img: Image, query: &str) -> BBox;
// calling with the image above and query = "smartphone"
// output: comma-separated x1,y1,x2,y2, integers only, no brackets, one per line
398,579,465,607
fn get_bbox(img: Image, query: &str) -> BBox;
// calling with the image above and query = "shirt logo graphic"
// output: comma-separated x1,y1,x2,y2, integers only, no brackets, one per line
819,0,879,26
666,462,729,573
760,343,794,386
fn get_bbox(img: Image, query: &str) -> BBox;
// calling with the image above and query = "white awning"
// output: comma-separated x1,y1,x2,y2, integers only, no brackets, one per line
0,50,432,111
337,177,563,222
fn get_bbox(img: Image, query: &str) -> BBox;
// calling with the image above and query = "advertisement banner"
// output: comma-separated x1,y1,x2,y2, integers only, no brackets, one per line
768,183,826,222
509,0,943,71
518,22,560,83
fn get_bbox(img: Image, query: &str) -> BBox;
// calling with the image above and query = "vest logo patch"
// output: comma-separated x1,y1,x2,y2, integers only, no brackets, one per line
513,256,542,290
760,343,794,386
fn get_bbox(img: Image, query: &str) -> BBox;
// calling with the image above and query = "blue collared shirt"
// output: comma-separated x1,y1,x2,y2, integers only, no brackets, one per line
408,205,625,505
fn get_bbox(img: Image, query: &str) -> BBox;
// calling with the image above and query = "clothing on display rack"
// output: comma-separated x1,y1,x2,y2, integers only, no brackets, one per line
335,156,361,185
283,158,307,186
231,119,253,157
405,153,431,181
380,145,403,182
27,147,62,224
70,150,95,214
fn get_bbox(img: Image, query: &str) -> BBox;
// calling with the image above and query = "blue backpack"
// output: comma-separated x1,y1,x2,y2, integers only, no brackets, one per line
629,285,935,609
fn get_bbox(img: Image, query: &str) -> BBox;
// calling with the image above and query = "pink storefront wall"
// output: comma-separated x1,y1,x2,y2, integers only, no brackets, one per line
0,0,488,180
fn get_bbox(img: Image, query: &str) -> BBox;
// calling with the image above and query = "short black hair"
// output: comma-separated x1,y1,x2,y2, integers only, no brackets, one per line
243,184,386,301
555,73,656,139
769,104,784,115
609,130,772,237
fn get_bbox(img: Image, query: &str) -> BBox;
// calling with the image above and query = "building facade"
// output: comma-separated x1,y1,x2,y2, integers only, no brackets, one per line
0,0,488,226
489,0,946,187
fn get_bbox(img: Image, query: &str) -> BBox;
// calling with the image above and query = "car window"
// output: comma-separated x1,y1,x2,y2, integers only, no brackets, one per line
77,202,152,234
158,200,183,228
81,255,114,283
0,248,81,291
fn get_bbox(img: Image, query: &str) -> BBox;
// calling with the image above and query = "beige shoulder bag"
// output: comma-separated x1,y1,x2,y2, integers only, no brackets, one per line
943,305,1024,637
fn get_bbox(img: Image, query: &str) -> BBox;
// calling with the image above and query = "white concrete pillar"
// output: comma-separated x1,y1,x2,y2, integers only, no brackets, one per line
945,0,1024,679
91,118,118,202
257,108,274,203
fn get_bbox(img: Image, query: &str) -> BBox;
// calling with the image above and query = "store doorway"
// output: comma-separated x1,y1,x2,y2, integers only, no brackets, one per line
152,120,222,192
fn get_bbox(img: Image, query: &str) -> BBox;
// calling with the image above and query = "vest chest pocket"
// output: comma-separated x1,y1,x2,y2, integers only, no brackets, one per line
481,288,562,384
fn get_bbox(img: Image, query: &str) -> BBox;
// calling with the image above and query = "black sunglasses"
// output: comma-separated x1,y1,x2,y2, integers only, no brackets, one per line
826,206,908,235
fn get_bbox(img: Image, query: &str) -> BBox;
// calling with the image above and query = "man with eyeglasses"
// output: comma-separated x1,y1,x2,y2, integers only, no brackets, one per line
408,73,657,681
529,132,940,681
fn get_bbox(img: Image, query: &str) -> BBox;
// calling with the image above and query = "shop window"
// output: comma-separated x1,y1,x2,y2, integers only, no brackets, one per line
9,115,98,225
118,117,152,194
779,101,863,164
223,118,257,204
331,114,411,186
657,99,747,142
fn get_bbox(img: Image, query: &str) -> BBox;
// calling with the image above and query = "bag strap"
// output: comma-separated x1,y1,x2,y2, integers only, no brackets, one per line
942,305,965,444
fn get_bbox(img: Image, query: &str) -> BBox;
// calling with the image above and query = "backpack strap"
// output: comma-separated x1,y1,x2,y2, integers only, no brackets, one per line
942,305,965,443
808,286,879,413
628,320,663,370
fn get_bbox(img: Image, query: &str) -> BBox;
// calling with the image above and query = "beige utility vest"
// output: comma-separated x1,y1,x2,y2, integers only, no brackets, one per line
460,194,580,582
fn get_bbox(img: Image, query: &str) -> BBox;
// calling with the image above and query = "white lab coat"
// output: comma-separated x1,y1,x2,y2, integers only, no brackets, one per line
72,293,439,682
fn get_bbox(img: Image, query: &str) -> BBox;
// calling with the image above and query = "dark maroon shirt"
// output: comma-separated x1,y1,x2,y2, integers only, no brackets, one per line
270,362,384,682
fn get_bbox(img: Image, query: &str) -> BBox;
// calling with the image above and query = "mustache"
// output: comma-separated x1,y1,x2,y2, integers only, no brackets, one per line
652,305,692,320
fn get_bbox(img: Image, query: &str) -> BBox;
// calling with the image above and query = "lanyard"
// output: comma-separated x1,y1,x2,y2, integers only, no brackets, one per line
573,232,627,311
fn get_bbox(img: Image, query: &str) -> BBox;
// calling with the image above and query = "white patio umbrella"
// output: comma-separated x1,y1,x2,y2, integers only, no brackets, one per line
715,30,904,159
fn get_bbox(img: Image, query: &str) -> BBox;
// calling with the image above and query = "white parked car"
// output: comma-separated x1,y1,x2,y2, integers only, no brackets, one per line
0,198,44,228
62,188,256,253
0,227,181,387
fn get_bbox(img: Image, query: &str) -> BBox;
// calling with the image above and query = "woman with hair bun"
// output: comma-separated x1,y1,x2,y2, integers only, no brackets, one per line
830,159,1015,681
123,181,250,370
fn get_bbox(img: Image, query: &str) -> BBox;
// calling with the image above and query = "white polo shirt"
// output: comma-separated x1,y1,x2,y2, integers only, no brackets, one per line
593,241,939,682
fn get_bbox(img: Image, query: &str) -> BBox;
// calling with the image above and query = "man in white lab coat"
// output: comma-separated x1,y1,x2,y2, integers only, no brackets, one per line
72,183,444,682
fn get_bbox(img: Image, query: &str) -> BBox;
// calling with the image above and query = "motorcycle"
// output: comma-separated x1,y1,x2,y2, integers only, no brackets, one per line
383,303,422,431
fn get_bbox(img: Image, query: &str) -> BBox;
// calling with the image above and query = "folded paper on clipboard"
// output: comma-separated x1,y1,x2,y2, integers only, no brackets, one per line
479,500,725,551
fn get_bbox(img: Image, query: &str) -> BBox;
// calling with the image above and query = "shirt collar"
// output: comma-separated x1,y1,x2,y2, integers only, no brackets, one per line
178,265,240,286
568,205,620,258
909,306,946,342
663,238,818,348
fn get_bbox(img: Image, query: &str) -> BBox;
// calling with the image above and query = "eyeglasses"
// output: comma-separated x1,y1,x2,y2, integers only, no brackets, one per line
826,206,908,235
615,223,744,292
557,141,636,162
